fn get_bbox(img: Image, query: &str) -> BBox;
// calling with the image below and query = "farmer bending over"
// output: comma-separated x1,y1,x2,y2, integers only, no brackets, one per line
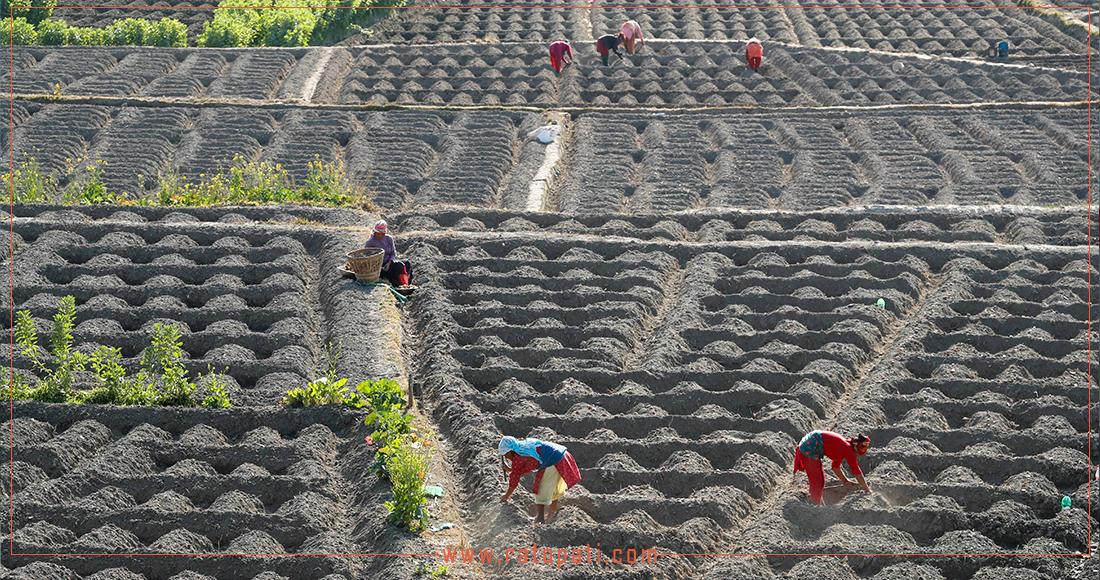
793,431,870,505
365,220,414,287
499,436,581,524
549,40,573,73
746,38,763,71
596,33,624,66
621,20,644,54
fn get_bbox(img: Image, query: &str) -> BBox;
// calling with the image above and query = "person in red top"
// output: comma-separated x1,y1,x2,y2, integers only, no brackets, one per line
499,436,581,524
792,430,871,504
746,37,763,71
548,40,573,73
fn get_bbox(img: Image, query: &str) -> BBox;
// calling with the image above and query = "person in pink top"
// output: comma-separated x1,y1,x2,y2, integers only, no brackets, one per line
548,40,573,73
621,20,644,54
792,430,871,504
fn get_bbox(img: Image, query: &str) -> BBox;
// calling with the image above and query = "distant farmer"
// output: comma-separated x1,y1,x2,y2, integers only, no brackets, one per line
746,37,763,71
499,436,581,524
548,40,573,73
596,33,624,66
364,219,414,287
621,20,644,54
793,431,870,505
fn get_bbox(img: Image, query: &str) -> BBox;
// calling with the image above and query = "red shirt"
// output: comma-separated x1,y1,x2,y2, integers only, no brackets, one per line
821,431,862,476
549,41,572,60
507,452,582,493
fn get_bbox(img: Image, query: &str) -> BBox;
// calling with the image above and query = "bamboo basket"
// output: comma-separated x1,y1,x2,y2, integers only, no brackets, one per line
347,248,384,283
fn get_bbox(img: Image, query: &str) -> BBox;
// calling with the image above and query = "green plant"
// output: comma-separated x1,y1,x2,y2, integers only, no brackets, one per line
149,17,186,47
200,367,232,408
14,296,86,402
302,157,361,205
64,159,119,205
1,372,31,400
35,17,77,45
2,17,38,44
105,17,152,45
5,0,57,25
3,154,57,202
356,378,405,413
283,376,352,407
413,560,449,578
138,322,194,406
383,431,431,530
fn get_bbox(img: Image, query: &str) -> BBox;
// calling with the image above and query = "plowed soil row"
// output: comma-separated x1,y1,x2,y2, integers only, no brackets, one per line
3,402,428,579
2,216,401,406
6,42,1092,110
557,108,1095,212
397,220,1096,579
355,0,1093,60
0,102,543,211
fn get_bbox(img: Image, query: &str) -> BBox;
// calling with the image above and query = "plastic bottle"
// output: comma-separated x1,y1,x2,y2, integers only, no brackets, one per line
876,298,886,309
1061,496,1071,511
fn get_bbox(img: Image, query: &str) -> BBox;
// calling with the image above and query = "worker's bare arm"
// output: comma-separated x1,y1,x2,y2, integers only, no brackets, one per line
854,473,870,493
501,485,517,502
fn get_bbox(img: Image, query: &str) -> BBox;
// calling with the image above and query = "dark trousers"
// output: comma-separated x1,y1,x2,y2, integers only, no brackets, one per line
381,259,413,285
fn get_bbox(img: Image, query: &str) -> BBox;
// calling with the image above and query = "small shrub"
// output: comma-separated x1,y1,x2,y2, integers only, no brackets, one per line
74,25,109,46
302,158,361,205
139,322,194,406
35,18,78,45
105,17,152,46
14,296,85,402
262,5,316,47
356,378,405,413
2,17,38,44
5,0,56,26
149,18,186,47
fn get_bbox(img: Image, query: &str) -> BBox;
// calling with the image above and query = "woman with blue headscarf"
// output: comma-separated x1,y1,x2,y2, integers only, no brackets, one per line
499,435,581,524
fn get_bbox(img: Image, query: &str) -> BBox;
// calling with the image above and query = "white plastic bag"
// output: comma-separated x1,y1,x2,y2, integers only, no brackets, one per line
528,124,559,144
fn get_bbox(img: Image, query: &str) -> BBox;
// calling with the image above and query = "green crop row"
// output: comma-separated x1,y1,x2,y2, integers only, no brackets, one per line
3,0,405,47
4,154,372,208
3,15,186,46
197,0,407,47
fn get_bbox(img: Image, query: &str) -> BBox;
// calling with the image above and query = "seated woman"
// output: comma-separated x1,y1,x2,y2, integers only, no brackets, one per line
499,435,581,524
364,220,413,287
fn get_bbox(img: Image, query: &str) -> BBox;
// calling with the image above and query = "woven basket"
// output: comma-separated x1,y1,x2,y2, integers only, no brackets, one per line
347,248,384,283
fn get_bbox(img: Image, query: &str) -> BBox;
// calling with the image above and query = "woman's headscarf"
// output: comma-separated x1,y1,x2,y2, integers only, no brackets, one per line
498,436,542,460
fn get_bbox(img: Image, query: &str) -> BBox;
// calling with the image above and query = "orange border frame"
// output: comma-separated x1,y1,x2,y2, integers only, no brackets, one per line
4,1,1095,567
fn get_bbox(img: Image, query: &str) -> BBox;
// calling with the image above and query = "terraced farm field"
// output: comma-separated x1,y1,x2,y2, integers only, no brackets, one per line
3,2,1097,580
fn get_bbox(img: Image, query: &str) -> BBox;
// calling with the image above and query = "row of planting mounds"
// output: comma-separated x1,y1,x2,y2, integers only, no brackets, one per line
397,232,919,575
3,46,306,101
3,217,389,407
401,232,1096,578
787,0,1093,58
2,101,543,210
6,203,375,228
557,107,1093,213
589,1,798,44
334,41,1094,108
391,205,1096,247
3,401,426,579
725,245,1095,580
347,0,588,45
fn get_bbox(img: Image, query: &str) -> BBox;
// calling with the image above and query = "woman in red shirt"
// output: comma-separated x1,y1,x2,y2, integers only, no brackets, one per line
499,436,581,524
793,430,871,504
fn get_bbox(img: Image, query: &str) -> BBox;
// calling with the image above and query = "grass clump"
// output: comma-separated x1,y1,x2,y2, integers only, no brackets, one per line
5,297,227,408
